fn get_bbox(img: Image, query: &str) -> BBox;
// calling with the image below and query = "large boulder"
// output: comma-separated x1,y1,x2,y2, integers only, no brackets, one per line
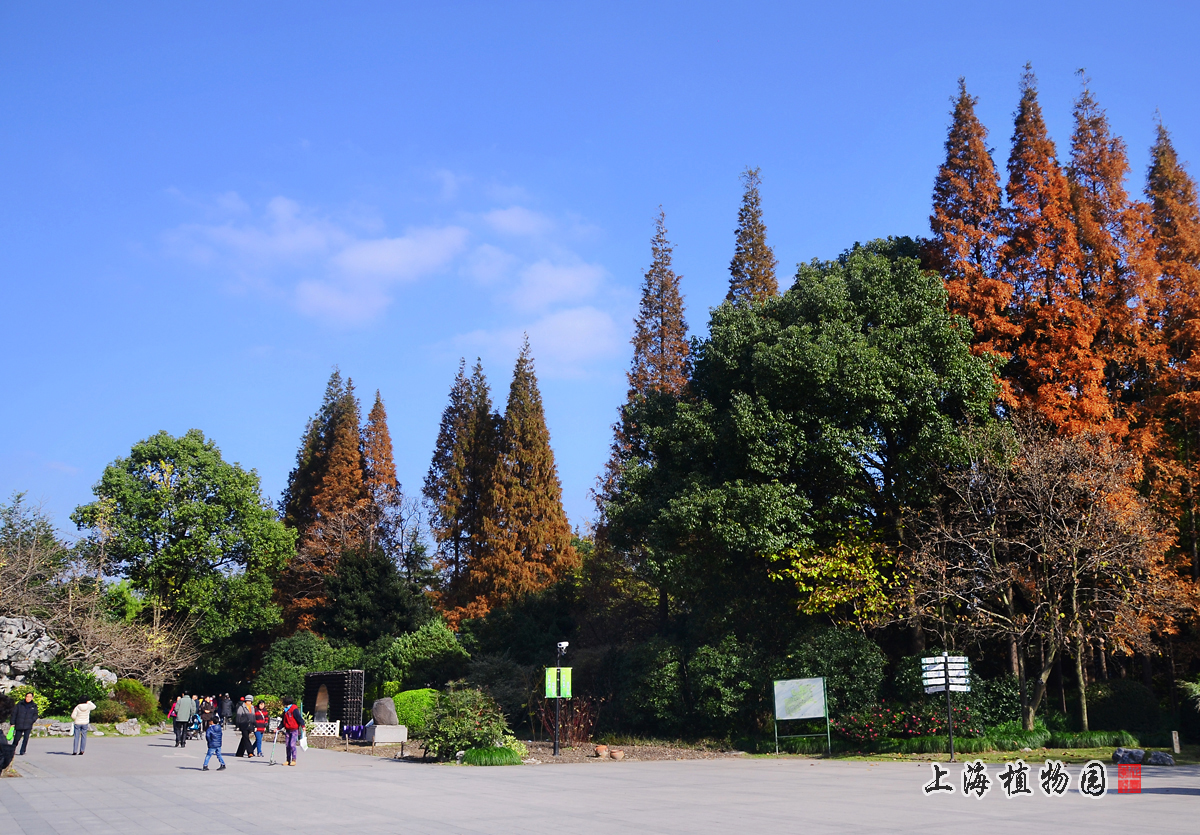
372,697,399,725
0,617,62,692
115,719,141,736
1146,751,1176,766
1112,747,1145,764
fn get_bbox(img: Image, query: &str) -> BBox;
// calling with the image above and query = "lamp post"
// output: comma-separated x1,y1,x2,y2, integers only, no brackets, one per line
553,641,568,756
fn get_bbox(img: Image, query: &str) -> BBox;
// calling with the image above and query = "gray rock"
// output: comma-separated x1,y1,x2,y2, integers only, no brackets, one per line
372,697,399,725
50,722,74,735
1112,747,1145,764
90,666,118,687
116,719,141,736
1146,751,1176,766
0,616,62,692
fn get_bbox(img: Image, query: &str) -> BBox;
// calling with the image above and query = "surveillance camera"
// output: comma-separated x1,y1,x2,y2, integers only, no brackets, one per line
557,641,569,650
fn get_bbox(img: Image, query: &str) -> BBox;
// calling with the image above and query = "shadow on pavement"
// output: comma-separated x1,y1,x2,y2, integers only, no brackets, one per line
1142,787,1200,795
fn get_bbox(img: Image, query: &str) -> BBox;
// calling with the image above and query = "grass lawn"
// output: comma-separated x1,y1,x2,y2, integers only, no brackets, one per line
757,744,1200,765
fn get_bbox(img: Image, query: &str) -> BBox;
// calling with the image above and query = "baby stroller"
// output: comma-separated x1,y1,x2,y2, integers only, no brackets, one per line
187,713,202,741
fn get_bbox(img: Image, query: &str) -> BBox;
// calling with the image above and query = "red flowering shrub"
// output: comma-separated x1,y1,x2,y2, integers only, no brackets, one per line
832,702,981,743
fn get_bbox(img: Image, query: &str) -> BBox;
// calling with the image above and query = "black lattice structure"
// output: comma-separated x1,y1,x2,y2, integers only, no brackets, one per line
303,669,365,726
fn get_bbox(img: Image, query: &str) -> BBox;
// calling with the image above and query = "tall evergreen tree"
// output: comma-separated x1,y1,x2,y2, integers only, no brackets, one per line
362,390,402,550
475,338,578,618
999,65,1106,433
1147,123,1200,580
1067,78,1160,444
726,167,778,303
424,359,499,620
928,79,1014,360
628,209,692,398
277,371,367,631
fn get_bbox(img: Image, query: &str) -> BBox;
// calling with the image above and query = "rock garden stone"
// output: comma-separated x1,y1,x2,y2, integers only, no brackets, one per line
1146,751,1176,766
0,616,62,692
1112,747,1145,764
116,719,141,736
372,697,399,725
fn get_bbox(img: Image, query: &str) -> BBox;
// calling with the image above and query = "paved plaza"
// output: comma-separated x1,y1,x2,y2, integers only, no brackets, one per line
1,733,1197,834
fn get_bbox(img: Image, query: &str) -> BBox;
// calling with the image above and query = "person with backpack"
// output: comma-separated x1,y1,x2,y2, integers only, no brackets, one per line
280,699,304,766
234,696,255,757
253,700,269,757
11,691,38,756
202,716,226,771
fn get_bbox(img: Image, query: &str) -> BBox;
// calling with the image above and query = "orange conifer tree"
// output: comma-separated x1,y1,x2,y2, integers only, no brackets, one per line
362,390,403,550
928,78,1014,360
1147,124,1200,580
727,167,778,303
471,338,578,621
998,65,1106,433
1067,78,1160,446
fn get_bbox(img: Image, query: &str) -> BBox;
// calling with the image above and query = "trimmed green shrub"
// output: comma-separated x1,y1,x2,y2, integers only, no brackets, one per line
9,686,50,716
113,679,159,721
1086,680,1159,732
987,719,1051,751
388,620,470,689
92,699,129,723
31,660,108,714
462,746,523,766
252,632,362,705
382,681,402,699
393,688,437,738
422,687,510,759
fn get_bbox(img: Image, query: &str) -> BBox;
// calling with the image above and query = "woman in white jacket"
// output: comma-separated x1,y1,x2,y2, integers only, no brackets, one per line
71,700,96,755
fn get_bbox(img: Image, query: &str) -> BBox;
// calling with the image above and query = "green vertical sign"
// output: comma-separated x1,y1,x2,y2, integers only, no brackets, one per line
545,667,573,698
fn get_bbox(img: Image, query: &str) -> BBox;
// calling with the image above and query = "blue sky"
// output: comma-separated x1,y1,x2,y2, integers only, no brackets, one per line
3,2,1198,535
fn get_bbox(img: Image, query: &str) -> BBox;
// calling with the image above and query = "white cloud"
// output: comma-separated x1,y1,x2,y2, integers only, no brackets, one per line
332,227,468,278
464,244,518,285
512,259,606,311
453,306,621,379
483,206,553,237
167,197,468,324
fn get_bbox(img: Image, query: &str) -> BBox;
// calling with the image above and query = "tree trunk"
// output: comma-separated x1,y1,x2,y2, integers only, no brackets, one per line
911,619,925,655
1097,638,1108,680
1018,645,1029,729
1022,642,1057,731
1075,638,1089,731
1142,653,1154,691
1009,637,1019,679
1055,653,1067,715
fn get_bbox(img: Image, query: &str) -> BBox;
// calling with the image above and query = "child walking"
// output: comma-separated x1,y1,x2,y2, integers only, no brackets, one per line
202,717,226,771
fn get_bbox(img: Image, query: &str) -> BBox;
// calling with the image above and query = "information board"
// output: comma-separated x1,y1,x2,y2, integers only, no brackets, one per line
773,677,826,721
545,666,572,699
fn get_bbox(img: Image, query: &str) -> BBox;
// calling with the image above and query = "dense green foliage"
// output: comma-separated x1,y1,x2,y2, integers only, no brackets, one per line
392,688,437,738
72,429,295,644
422,687,511,759
252,632,362,704
319,544,431,645
605,238,995,643
1085,680,1161,732
254,694,283,717
31,661,108,714
386,619,470,689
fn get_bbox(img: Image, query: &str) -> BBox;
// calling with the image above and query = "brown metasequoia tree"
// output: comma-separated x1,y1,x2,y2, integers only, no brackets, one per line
727,167,778,303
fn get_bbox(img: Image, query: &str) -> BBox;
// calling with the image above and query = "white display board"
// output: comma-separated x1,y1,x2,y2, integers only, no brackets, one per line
773,677,826,721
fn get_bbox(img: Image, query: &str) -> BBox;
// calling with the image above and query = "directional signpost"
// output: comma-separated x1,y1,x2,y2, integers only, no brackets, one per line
921,653,970,762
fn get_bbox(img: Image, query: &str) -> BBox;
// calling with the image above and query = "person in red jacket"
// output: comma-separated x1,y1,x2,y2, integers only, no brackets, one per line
253,700,269,758
280,699,305,766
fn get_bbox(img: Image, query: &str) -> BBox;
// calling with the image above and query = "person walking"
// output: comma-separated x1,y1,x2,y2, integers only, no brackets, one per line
11,691,38,756
234,696,255,757
253,700,269,758
219,694,233,726
173,692,196,748
202,716,226,771
280,698,304,766
199,696,215,729
71,698,96,755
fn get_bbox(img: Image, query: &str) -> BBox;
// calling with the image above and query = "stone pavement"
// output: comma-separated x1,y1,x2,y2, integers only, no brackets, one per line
1,732,1197,834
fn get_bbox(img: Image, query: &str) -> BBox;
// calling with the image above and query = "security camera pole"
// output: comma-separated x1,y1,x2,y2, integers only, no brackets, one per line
554,641,568,757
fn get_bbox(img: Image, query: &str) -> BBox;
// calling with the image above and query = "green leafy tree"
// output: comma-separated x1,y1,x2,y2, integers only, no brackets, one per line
72,429,295,644
604,238,996,641
387,619,470,688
